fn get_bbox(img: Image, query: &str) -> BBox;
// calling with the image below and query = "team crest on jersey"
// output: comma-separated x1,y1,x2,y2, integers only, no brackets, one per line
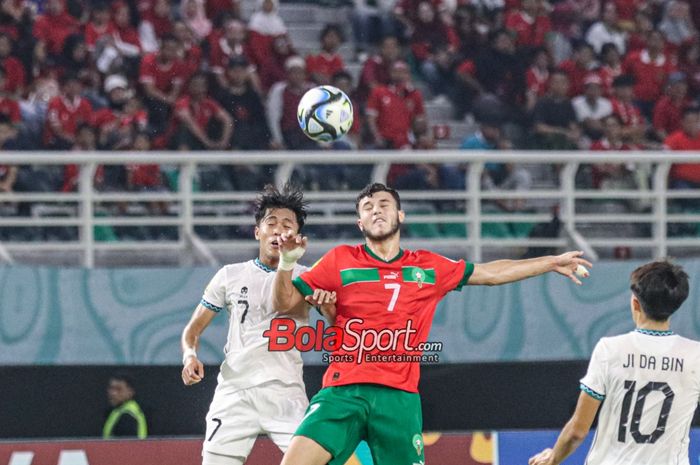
412,434,423,456
412,268,426,288
241,286,248,295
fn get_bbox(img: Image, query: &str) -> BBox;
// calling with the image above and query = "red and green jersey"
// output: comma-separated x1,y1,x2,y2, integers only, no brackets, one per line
293,244,473,393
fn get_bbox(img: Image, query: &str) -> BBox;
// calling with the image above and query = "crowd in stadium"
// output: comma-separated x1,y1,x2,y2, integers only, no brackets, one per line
0,0,698,196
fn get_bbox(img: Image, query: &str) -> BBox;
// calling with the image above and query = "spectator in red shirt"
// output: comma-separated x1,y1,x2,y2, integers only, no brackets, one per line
653,71,692,141
599,42,623,98
209,19,255,80
0,33,25,96
666,106,700,189
173,20,203,83
94,75,148,150
266,55,314,150
505,0,552,49
139,34,186,134
127,130,165,193
588,114,640,190
43,73,93,149
366,60,426,149
247,0,287,67
559,41,598,97
357,35,401,104
106,1,142,74
0,66,20,125
410,2,459,97
659,0,697,51
526,47,551,111
171,73,233,150
139,0,174,53
84,3,115,53
626,10,654,53
623,30,677,119
32,0,79,57
610,74,648,145
257,34,297,92
306,24,345,85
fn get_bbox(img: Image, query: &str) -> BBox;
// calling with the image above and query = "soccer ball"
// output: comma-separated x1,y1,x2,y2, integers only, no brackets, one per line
297,85,354,142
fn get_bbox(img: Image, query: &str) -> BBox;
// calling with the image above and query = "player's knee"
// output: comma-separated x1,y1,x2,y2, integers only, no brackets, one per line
281,436,331,465
202,451,245,465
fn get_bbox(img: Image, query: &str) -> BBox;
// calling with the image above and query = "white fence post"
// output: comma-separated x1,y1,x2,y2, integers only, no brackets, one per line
180,161,195,263
79,162,96,268
654,163,670,257
468,161,483,262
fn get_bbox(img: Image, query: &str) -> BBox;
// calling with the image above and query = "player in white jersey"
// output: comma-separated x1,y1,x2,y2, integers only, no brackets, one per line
530,260,700,465
180,185,336,465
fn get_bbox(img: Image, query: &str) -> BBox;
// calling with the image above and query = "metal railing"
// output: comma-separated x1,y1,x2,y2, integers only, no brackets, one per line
1,150,700,267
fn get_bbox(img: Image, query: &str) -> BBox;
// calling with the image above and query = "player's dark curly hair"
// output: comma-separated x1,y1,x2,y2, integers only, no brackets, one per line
254,184,308,231
355,183,401,214
630,260,689,322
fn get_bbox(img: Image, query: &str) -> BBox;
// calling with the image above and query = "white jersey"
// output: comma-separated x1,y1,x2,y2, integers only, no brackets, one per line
201,259,309,392
581,329,700,465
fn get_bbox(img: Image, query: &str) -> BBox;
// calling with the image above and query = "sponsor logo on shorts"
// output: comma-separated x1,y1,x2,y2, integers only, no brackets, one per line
262,318,442,364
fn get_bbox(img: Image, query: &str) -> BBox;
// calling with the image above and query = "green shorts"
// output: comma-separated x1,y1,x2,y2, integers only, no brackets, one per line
295,384,424,465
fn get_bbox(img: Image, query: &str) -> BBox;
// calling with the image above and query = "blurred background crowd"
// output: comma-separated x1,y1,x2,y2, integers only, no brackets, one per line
0,0,699,243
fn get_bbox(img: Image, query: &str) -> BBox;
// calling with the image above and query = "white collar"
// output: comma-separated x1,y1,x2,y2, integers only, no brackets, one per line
640,49,666,66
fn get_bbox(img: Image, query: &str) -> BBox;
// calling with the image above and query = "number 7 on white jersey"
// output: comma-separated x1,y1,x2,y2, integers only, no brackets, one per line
384,283,401,311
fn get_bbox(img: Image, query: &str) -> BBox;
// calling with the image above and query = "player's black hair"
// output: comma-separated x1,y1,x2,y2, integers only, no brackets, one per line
355,183,401,214
254,183,307,231
612,74,635,88
630,260,689,322
600,42,621,59
110,372,135,389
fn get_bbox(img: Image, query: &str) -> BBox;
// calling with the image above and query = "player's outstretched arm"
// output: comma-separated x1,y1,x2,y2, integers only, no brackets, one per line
529,392,601,465
272,231,308,314
469,251,592,286
181,304,217,385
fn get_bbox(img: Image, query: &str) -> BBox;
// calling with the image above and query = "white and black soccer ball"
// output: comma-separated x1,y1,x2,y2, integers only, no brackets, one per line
297,85,354,142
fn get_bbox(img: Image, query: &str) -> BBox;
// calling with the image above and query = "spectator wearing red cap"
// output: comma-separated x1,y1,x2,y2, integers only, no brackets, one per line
623,30,677,120
366,60,426,150
665,106,700,190
559,42,598,97
171,73,233,150
357,35,401,104
32,0,79,57
505,0,552,49
139,34,187,133
653,71,692,141
306,24,345,85
266,56,314,150
43,73,92,149
0,33,25,96
573,73,613,140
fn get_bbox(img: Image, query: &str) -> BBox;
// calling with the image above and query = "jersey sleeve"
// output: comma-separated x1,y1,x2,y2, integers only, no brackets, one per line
200,267,227,313
430,252,475,295
580,339,608,401
292,248,340,296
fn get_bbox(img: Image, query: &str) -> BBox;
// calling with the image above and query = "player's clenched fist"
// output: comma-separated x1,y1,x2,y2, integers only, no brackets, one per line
528,448,554,465
182,355,205,385
278,231,308,271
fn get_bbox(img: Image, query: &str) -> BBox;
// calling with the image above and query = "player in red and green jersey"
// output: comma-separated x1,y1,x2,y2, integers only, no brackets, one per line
272,183,592,465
